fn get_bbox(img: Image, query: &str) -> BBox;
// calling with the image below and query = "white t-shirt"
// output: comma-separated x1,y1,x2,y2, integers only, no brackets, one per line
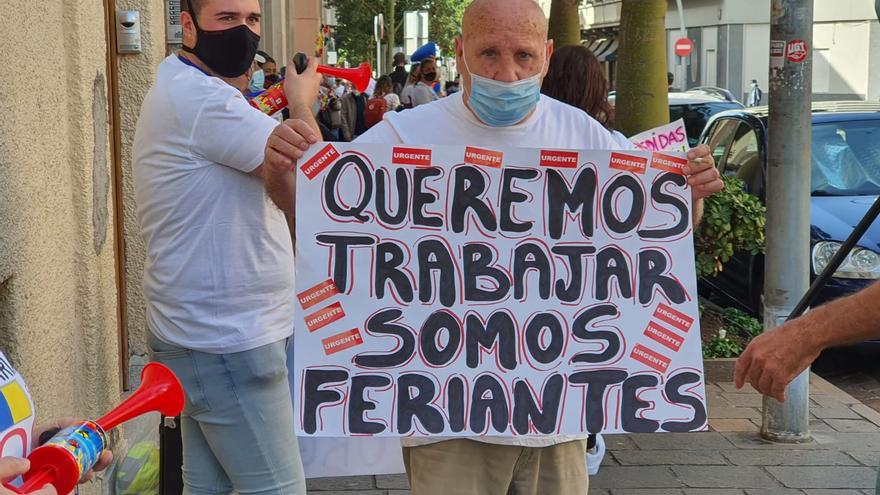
355,92,627,448
133,55,294,354
383,93,401,110
0,352,35,468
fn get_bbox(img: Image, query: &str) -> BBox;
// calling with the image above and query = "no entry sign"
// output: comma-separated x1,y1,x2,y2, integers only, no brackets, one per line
674,38,693,57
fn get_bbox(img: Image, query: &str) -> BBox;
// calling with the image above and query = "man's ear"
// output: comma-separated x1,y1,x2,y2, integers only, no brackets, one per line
181,10,197,48
543,39,554,77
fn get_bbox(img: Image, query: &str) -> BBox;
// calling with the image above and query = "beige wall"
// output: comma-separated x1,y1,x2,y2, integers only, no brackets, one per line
0,0,123,491
292,0,322,55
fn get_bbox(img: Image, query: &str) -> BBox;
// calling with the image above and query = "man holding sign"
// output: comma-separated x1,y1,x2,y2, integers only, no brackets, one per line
267,0,722,493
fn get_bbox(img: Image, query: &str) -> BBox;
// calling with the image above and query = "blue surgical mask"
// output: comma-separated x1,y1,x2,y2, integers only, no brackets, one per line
248,69,264,93
462,46,544,127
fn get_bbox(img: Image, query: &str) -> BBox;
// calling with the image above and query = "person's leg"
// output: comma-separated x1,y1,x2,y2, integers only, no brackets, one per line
147,333,234,495
509,440,589,495
192,339,306,495
404,439,520,495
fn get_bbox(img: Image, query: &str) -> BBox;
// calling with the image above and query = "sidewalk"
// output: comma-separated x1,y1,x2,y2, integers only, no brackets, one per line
306,371,880,495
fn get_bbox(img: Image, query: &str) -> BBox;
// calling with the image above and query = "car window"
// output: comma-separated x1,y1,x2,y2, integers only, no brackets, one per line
673,102,744,147
703,118,740,169
811,119,880,196
725,123,763,196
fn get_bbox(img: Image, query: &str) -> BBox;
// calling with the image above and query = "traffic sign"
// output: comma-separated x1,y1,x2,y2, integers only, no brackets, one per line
674,38,693,57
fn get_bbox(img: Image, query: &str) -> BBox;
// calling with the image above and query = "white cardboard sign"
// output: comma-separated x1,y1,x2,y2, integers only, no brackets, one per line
293,143,707,438
629,119,689,153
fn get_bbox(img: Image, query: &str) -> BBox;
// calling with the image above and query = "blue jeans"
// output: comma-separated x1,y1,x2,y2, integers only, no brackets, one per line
148,333,306,495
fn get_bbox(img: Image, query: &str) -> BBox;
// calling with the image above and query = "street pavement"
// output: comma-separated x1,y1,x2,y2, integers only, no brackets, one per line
306,373,880,495
814,347,880,414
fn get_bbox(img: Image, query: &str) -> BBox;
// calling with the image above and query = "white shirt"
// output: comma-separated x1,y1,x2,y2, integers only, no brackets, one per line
382,92,401,110
355,92,625,447
133,55,294,354
401,81,438,108
0,351,35,470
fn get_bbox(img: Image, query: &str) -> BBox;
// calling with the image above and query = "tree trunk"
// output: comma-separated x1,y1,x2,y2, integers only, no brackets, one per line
548,0,581,48
386,0,397,74
616,0,669,136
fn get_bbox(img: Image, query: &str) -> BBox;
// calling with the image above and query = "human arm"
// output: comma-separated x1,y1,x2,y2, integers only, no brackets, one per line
735,281,880,401
684,144,722,225
263,56,323,216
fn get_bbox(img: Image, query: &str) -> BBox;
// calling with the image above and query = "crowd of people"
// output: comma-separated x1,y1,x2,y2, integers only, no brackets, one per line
13,0,877,494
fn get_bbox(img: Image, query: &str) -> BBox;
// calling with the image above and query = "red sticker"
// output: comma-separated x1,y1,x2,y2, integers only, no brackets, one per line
322,328,364,355
651,153,688,175
786,39,808,63
304,302,346,332
391,147,432,167
644,322,685,352
297,279,340,310
539,150,579,168
609,152,648,174
300,144,340,180
631,344,671,373
653,303,694,333
464,146,503,168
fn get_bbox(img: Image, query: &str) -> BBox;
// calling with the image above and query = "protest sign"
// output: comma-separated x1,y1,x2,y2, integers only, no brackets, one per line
629,119,689,152
294,143,707,437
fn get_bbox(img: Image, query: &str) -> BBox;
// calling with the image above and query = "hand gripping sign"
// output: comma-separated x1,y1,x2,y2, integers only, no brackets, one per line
294,143,707,437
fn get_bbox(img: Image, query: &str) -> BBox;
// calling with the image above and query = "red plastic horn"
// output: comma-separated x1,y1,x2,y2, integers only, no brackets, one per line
317,62,372,93
7,363,184,495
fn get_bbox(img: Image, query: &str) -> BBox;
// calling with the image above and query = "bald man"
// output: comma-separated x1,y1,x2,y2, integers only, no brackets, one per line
264,1,722,493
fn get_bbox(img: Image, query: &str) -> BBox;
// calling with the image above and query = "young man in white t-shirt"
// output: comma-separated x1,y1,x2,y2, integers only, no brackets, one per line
131,0,323,493
263,0,723,493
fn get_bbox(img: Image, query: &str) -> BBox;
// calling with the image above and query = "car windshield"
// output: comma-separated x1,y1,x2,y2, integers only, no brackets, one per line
811,119,880,196
670,102,744,147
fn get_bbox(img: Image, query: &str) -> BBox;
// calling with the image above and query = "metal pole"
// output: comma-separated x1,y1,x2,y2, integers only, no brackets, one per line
674,0,687,88
761,0,813,443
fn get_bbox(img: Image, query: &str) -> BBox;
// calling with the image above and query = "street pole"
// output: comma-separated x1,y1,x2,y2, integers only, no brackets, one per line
761,0,813,443
674,0,687,86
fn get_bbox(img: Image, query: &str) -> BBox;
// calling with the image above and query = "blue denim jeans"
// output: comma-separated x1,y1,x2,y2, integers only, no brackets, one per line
148,333,306,495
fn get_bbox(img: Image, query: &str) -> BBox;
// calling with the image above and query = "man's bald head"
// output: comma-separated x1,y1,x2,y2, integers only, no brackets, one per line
462,0,548,41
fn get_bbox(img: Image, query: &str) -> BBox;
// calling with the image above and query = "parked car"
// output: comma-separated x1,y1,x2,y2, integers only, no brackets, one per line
609,91,744,146
686,86,740,103
697,101,880,317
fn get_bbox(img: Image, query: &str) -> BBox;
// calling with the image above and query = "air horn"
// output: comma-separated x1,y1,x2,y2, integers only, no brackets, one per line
250,53,372,115
4,363,184,495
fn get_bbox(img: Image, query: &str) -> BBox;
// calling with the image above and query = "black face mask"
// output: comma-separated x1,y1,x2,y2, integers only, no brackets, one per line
423,72,437,82
182,11,260,78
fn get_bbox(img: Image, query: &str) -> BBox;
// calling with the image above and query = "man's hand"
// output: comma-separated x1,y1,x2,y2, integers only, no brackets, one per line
32,420,112,483
684,144,723,200
264,120,320,173
283,55,322,112
0,457,55,495
734,321,821,402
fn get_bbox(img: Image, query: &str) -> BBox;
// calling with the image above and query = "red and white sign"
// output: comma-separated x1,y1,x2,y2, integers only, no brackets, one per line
300,144,340,180
609,152,648,174
304,302,346,332
651,152,688,175
539,150,579,168
674,38,694,57
654,303,694,333
464,146,503,168
644,322,685,352
786,39,808,63
631,344,671,373
322,328,364,355
391,147,432,167
297,279,340,310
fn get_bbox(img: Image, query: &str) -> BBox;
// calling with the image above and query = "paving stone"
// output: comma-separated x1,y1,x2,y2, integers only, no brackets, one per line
630,432,735,450
590,490,612,495
721,450,859,466
861,490,875,495
387,491,410,495
612,450,727,466
826,419,880,433
812,432,880,451
606,434,640,450
804,491,864,495
710,419,759,432
845,451,880,467
809,419,836,433
744,489,805,495
602,452,620,466
766,467,878,489
721,432,821,450
590,467,683,489
610,490,684,495
376,474,409,489
812,408,863,420
721,393,765,408
812,395,849,408
851,404,880,427
306,491,385,495
672,466,780,488
717,382,758,394
709,406,762,419
683,490,746,495
307,476,375,491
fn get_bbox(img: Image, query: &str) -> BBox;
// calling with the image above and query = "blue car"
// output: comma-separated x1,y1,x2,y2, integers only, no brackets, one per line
697,101,880,316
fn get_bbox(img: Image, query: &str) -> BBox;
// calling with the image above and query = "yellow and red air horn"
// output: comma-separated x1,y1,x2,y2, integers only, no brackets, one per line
4,363,184,494
250,52,372,115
